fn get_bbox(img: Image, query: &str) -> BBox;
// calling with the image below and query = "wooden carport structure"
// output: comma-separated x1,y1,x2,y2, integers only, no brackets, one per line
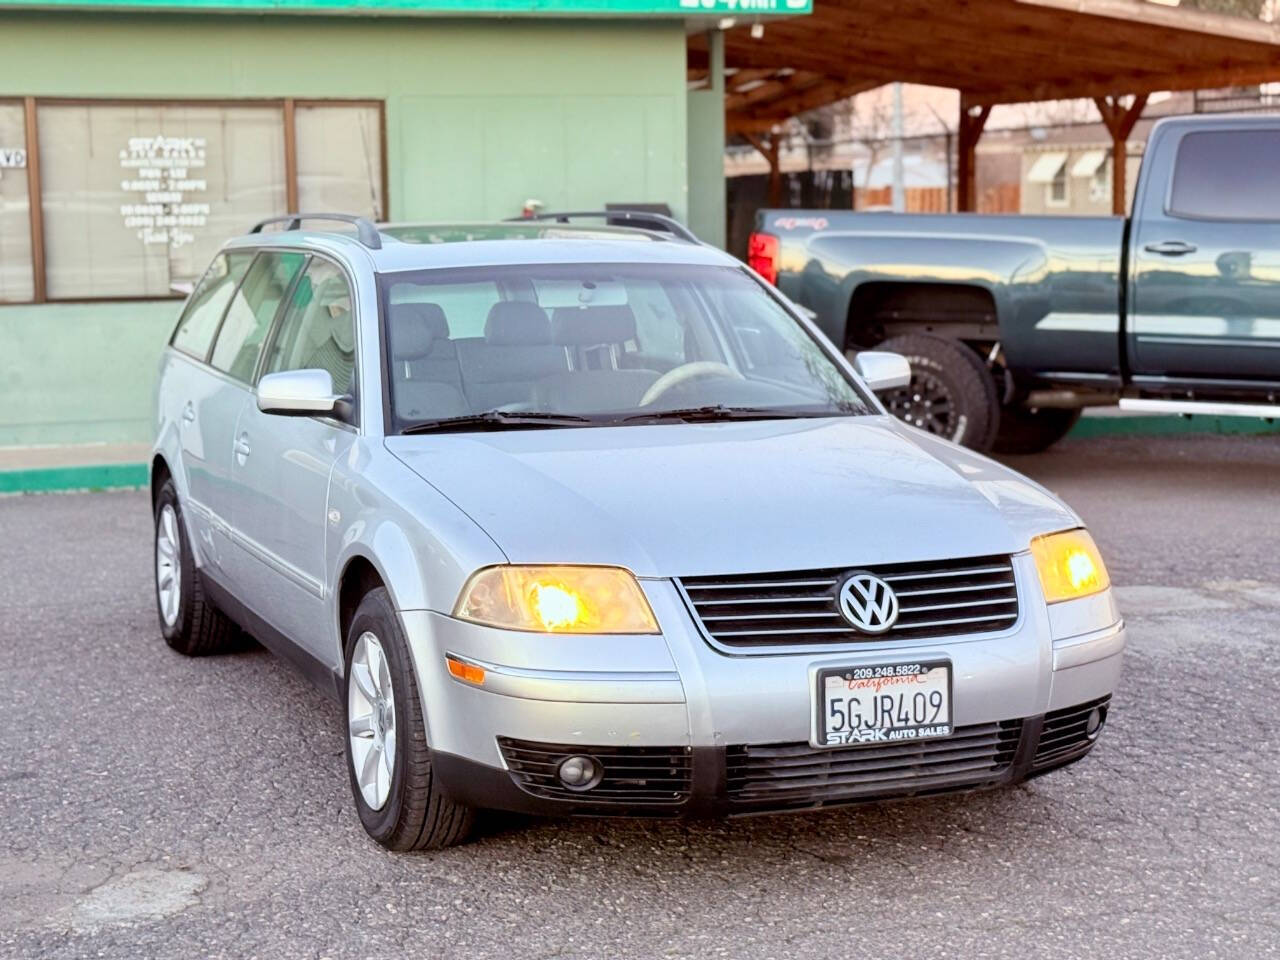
689,0,1280,215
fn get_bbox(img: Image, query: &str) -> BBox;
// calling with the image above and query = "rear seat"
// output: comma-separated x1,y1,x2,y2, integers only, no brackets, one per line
455,301,569,409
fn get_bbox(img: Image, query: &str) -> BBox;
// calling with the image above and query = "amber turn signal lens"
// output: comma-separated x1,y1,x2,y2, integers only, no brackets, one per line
1030,529,1111,604
445,656,486,686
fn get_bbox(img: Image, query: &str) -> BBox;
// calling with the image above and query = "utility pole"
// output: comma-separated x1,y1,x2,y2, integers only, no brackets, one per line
891,82,905,212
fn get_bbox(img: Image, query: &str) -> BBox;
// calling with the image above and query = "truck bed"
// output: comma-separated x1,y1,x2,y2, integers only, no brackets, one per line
759,210,1127,382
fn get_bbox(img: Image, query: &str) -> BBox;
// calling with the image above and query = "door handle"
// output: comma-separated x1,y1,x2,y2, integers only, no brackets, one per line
181,402,196,425
234,434,251,463
1144,240,1197,256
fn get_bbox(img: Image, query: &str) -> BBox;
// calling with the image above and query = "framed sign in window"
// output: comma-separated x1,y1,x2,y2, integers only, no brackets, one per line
1,97,387,304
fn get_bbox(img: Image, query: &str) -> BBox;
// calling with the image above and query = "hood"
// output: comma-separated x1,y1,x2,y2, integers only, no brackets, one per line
385,416,1078,578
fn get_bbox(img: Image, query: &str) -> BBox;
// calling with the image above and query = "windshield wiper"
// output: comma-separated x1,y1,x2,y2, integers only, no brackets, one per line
617,404,834,425
400,411,598,435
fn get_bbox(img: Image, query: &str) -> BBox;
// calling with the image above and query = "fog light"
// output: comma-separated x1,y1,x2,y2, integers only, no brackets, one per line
557,755,602,791
1086,706,1105,740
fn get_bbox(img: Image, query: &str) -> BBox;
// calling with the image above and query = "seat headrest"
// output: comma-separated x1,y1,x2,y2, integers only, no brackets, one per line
484,300,552,346
389,302,449,361
551,305,637,346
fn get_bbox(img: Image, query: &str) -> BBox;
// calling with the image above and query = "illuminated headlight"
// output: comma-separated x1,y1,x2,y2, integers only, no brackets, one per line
453,565,659,634
1030,529,1111,604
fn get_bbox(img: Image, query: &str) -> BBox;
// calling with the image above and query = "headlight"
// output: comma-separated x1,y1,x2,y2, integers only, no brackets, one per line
1031,529,1110,604
453,565,659,634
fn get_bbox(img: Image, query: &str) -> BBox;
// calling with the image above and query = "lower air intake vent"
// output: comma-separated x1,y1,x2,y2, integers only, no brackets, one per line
1033,696,1110,770
497,738,692,806
726,720,1022,812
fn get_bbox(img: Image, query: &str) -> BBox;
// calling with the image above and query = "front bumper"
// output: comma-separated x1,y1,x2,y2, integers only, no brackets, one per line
430,695,1111,818
401,555,1124,818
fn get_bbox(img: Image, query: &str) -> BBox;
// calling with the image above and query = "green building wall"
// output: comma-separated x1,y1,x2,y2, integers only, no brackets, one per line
0,12,692,448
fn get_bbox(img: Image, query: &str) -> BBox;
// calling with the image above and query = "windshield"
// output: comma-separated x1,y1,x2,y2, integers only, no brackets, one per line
378,262,873,432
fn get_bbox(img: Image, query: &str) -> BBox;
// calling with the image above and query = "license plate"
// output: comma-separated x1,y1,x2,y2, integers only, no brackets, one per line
815,661,952,748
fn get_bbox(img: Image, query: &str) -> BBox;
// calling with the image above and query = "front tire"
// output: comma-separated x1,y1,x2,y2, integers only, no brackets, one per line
875,333,1000,451
154,479,239,656
343,587,474,851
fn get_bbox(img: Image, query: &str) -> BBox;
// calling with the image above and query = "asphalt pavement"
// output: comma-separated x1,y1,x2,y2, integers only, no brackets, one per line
2,432,1278,960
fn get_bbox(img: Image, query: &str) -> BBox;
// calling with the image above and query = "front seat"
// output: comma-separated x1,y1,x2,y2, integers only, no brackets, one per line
388,302,467,421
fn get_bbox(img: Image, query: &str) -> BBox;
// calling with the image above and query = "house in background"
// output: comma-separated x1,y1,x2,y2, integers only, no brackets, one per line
1019,137,1145,216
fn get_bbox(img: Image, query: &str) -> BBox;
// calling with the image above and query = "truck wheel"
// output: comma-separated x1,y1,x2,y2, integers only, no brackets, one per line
875,334,1000,451
992,406,1082,455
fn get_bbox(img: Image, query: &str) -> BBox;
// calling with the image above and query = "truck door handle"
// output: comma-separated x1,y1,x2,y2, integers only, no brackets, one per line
181,402,196,425
1144,240,1197,256
234,435,252,462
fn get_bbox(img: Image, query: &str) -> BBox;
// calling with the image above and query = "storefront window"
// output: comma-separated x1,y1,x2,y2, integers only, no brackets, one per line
296,103,384,221
0,101,34,303
38,103,288,299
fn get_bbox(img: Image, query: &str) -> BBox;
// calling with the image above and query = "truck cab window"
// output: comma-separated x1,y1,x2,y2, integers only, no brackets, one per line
1168,130,1280,221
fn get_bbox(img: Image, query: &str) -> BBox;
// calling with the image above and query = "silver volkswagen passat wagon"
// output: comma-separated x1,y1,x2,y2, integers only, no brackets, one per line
151,212,1123,850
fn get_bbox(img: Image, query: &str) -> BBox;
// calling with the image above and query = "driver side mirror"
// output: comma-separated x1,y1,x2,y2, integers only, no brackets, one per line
257,369,346,418
853,351,911,392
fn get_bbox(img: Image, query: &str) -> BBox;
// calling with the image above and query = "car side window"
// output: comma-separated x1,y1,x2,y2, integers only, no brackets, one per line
170,252,253,360
263,258,357,397
209,252,306,383
1168,130,1280,221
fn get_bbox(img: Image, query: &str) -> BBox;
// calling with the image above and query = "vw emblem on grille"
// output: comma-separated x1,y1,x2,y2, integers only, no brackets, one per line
837,573,899,633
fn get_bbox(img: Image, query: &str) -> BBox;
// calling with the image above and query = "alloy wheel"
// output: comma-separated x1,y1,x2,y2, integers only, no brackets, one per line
155,503,182,627
348,631,397,811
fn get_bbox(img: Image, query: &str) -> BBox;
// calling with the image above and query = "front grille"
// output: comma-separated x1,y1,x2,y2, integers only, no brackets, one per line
679,554,1019,648
1033,696,1110,770
497,738,692,806
726,720,1022,811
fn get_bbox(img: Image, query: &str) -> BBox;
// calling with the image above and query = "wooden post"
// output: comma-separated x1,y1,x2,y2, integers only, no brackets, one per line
744,132,783,207
24,97,46,303
1094,93,1148,216
957,95,990,213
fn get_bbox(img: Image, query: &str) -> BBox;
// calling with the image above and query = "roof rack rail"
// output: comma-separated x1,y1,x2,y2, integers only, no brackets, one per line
507,210,699,244
249,213,382,250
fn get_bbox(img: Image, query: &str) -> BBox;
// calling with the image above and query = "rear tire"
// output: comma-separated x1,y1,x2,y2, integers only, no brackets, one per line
875,333,1000,451
344,587,474,851
992,406,1082,455
154,479,239,656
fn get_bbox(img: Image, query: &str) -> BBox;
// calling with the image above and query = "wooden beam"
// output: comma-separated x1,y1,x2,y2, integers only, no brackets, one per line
23,97,45,304
730,76,882,125
957,95,990,213
726,73,825,113
973,60,1280,105
1017,0,1280,46
1094,92,1147,216
802,0,1198,79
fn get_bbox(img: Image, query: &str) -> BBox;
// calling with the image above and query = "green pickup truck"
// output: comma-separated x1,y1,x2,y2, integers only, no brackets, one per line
749,113,1280,452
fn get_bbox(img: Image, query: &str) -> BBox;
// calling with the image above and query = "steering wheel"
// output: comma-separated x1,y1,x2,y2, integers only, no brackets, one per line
639,361,745,407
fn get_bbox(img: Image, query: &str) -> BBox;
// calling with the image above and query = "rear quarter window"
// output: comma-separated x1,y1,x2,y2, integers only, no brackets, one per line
170,252,253,360
1167,129,1280,222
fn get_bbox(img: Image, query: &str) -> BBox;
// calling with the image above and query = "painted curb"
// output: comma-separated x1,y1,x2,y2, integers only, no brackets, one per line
1069,414,1280,439
0,463,149,495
